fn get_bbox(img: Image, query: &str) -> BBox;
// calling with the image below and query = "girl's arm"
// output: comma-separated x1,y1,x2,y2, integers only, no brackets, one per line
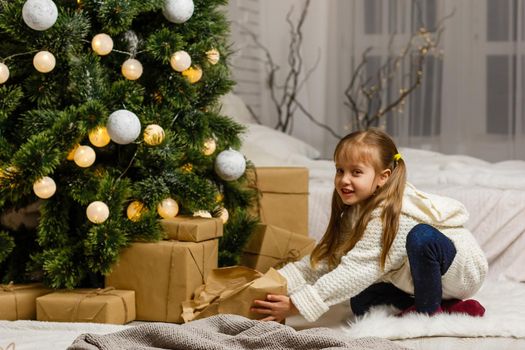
278,254,330,294
289,215,409,322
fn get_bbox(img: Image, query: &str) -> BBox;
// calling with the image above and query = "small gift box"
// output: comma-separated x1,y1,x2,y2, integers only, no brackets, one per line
250,167,309,235
160,216,223,242
0,282,52,320
36,287,135,324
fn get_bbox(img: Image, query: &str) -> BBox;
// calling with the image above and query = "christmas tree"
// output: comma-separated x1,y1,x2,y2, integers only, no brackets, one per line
0,0,257,289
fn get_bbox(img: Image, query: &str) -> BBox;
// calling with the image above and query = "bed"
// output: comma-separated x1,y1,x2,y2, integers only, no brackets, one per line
2,95,525,349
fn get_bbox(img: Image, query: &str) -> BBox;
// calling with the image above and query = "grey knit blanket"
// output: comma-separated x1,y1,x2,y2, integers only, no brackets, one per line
68,314,406,350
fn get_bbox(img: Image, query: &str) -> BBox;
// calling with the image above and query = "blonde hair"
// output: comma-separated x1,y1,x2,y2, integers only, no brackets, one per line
310,128,406,270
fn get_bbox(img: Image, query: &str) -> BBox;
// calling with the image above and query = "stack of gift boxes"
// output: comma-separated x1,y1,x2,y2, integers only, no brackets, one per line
241,167,316,273
0,167,315,324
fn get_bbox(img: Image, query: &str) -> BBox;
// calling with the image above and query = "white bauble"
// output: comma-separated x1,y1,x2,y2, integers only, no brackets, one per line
163,0,194,24
22,0,58,31
214,149,246,181
0,63,9,84
106,109,141,145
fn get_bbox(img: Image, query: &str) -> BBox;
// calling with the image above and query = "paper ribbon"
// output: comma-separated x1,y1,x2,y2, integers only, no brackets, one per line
69,287,129,323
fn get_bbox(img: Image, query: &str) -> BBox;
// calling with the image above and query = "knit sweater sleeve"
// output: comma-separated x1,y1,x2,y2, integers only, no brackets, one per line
289,215,400,322
278,255,330,294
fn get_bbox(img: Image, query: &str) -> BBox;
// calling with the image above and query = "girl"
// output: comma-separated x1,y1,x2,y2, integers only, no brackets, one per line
252,129,488,323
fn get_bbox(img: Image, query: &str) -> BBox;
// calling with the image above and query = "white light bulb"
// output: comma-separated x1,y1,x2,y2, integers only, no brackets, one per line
33,51,56,73
170,50,191,72
33,176,56,199
91,33,113,56
74,145,96,167
121,58,143,80
157,198,179,219
86,201,110,224
0,63,9,84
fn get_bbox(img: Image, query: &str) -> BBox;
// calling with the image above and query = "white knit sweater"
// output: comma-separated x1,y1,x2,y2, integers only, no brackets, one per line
279,183,488,322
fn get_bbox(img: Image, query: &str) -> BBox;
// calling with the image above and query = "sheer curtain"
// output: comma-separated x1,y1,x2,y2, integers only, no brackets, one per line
233,0,525,161
329,0,525,162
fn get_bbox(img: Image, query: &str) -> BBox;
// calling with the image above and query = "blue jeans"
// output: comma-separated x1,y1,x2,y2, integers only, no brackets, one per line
350,224,457,315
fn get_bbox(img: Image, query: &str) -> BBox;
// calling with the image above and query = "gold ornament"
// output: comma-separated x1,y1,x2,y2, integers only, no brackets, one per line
33,176,56,199
0,165,18,179
88,126,111,147
127,200,147,222
182,66,202,84
0,62,9,84
67,144,79,160
143,124,165,146
121,58,143,80
33,51,56,73
181,163,193,173
170,50,191,72
74,145,96,168
91,33,113,56
206,48,220,65
86,201,110,224
157,197,179,219
218,207,229,224
203,138,216,156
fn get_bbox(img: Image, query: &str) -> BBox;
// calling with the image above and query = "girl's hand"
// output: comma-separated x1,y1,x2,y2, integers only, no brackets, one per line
251,294,299,322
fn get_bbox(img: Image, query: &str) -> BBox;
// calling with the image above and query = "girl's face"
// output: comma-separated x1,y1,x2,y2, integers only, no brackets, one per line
334,151,390,206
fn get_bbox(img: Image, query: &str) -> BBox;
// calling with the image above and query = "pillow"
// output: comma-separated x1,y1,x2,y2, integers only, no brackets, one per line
219,92,255,124
241,123,321,160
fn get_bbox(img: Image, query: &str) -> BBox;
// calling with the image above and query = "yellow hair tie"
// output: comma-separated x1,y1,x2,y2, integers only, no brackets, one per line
393,153,402,161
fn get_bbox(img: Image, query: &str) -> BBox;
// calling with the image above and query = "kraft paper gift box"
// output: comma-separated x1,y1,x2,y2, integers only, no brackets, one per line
36,288,135,324
240,224,316,273
105,239,218,323
252,167,309,235
181,266,287,322
0,283,52,320
160,216,223,242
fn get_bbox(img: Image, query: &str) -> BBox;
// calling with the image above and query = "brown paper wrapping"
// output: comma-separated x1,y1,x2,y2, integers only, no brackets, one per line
251,167,309,235
105,240,218,323
240,224,316,273
0,283,52,320
181,266,287,323
160,216,223,242
36,288,135,324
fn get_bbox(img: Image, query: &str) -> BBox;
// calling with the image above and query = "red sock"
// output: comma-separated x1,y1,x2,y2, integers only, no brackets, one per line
441,299,485,317
396,305,443,317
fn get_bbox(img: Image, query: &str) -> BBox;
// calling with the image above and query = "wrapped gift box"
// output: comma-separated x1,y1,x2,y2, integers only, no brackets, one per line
0,283,52,320
182,266,287,322
160,216,223,242
36,288,135,324
240,224,316,273
105,239,218,323
252,167,309,235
